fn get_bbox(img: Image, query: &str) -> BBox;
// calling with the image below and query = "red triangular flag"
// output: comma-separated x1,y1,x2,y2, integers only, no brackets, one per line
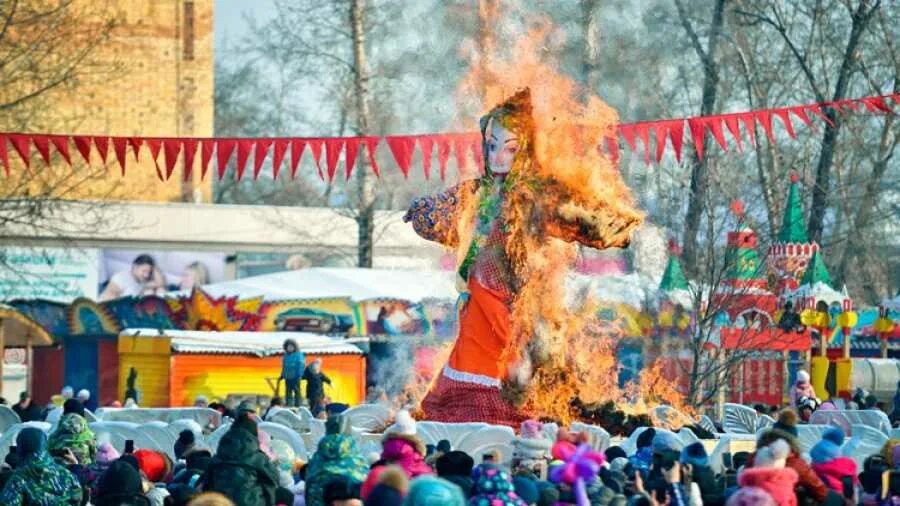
687,118,705,161
704,116,728,152
435,135,452,180
93,136,110,164
289,139,306,179
145,138,164,180
668,121,685,162
128,137,143,162
182,139,199,181
32,135,52,167
253,138,273,180
604,135,620,165
860,96,892,113
773,109,797,139
739,113,757,147
323,138,344,182
756,110,776,144
652,123,667,163
216,139,236,180
9,134,31,168
271,139,288,180
618,124,638,152
307,138,324,180
363,136,380,177
73,136,92,165
807,105,835,127
634,123,651,165
50,136,72,166
344,137,361,180
163,139,181,180
386,136,416,178
418,135,435,179
0,135,9,176
199,140,215,180
234,139,253,180
836,99,859,113
721,116,741,153
112,137,129,176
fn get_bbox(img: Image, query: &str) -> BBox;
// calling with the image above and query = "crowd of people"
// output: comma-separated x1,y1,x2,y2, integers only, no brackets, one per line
3,367,900,505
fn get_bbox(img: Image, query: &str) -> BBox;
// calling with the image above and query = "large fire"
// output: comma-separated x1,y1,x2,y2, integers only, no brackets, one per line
406,12,692,427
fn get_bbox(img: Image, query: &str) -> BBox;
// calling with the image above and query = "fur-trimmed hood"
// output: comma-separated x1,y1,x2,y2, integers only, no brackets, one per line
381,433,433,479
382,432,426,457
739,466,799,506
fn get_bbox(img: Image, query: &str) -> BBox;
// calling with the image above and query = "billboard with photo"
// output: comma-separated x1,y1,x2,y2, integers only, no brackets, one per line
98,250,226,301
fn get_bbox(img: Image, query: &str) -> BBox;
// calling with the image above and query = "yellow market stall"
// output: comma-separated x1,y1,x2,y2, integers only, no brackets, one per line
117,329,366,407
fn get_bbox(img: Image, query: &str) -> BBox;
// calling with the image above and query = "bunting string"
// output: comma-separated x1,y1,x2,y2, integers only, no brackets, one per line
0,93,896,181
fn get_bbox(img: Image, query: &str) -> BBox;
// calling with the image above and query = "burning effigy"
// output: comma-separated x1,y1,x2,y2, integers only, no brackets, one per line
402,25,646,426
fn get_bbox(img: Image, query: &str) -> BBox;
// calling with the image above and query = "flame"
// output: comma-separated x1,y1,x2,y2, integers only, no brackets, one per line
407,9,690,425
402,342,453,413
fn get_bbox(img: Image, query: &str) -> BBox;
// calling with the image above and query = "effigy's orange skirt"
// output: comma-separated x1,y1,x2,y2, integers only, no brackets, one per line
420,278,525,426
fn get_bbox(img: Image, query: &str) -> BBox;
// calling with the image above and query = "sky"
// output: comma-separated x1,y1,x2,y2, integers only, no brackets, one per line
214,0,277,61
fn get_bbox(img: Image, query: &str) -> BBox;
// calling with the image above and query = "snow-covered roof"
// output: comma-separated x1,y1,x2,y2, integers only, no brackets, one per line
566,272,694,310
119,329,364,356
784,282,848,306
182,267,458,303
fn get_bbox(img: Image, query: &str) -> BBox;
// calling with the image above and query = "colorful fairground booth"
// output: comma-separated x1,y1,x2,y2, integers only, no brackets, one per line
117,329,366,407
5,267,458,406
0,305,54,401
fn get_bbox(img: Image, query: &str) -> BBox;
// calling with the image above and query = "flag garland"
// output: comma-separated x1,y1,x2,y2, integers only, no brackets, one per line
0,93,896,181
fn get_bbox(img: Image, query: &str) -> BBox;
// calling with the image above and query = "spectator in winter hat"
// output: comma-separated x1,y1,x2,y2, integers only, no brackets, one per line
134,449,172,483
746,410,830,504
738,439,798,506
680,441,724,506
380,410,431,479
725,486,777,506
61,386,74,400
63,398,86,418
323,475,362,506
403,476,465,506
48,411,96,465
651,431,684,454
604,446,627,463
434,451,474,497
95,459,151,506
363,466,407,505
202,411,279,506
86,442,121,498
174,430,198,460
790,370,817,408
306,414,368,506
810,426,858,493
469,466,527,506
0,427,83,505
628,428,655,475
188,492,236,506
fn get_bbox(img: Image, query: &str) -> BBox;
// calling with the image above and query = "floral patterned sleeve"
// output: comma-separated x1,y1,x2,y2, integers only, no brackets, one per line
403,184,470,248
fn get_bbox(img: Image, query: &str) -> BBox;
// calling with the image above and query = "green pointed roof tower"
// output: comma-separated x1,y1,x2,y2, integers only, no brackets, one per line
779,173,809,244
800,249,832,287
660,240,689,292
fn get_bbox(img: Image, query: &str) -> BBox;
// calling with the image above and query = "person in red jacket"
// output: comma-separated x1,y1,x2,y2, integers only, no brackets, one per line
745,409,831,504
810,427,858,494
738,439,799,506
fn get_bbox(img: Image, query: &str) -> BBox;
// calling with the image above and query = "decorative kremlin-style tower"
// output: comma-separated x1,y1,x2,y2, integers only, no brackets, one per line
768,173,820,294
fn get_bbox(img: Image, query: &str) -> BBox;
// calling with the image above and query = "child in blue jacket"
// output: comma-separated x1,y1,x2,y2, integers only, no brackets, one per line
281,339,305,407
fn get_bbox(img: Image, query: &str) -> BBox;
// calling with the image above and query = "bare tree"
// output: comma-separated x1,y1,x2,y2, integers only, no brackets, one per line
0,1,122,269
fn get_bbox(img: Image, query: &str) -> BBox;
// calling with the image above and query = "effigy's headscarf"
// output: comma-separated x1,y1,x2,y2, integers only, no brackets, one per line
48,413,97,464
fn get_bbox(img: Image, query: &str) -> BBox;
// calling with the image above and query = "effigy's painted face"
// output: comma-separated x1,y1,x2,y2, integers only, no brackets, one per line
487,121,520,175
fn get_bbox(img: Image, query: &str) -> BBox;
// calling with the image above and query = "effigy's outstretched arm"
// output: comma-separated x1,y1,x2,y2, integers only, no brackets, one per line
402,183,475,248
543,181,643,250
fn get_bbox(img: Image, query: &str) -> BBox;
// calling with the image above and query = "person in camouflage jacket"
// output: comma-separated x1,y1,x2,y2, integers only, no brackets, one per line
0,427,83,505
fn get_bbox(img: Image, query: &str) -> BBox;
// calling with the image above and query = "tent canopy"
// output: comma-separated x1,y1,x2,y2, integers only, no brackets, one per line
188,267,457,303
0,305,53,347
120,328,363,357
